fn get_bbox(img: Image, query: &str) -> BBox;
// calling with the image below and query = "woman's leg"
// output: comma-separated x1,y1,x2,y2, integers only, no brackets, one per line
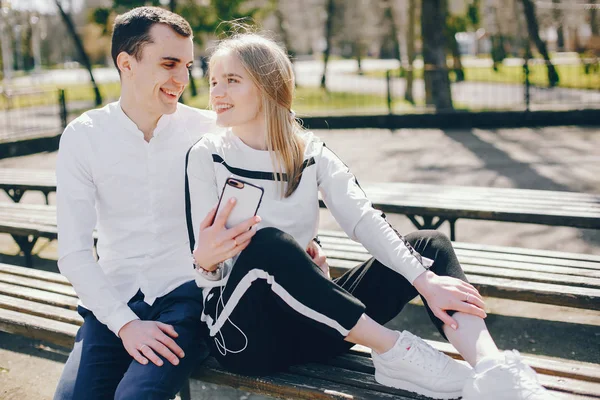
202,227,370,375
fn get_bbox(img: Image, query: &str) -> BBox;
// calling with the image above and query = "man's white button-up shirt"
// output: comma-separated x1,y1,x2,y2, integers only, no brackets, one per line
56,101,218,336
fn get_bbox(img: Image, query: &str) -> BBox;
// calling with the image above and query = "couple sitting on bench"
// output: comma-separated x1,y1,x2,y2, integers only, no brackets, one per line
54,6,553,400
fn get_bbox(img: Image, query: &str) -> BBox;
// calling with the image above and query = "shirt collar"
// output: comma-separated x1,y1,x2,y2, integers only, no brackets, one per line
113,99,175,139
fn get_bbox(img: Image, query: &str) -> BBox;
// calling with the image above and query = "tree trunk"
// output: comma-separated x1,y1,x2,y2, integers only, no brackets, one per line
55,0,102,106
354,41,364,75
169,0,176,12
421,0,453,110
591,0,598,36
552,0,564,50
383,1,402,77
321,0,335,90
405,0,416,104
521,0,559,87
274,2,297,85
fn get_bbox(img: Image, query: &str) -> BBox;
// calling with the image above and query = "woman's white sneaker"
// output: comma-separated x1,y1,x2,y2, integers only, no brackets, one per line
372,330,472,400
462,350,557,399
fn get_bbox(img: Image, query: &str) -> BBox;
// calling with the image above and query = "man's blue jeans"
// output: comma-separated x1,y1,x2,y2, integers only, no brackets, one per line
54,280,209,400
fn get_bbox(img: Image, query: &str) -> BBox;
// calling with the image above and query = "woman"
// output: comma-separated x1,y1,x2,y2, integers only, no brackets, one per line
186,32,553,400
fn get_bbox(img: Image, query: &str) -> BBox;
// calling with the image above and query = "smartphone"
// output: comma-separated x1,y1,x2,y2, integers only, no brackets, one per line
215,177,264,229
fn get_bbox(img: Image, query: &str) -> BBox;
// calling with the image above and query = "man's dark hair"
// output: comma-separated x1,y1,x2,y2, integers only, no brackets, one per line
111,6,193,71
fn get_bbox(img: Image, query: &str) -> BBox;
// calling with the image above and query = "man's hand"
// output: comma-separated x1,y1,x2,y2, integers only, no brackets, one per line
119,320,185,367
193,198,261,271
307,240,330,279
413,270,486,330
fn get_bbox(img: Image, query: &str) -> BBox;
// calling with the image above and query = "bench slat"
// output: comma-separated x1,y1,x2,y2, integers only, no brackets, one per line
0,272,78,297
0,263,70,285
0,281,78,310
0,294,82,325
323,247,600,281
0,307,77,349
325,261,600,310
318,232,600,267
195,358,409,400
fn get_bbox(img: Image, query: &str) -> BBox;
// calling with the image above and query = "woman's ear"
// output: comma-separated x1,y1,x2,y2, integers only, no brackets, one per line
116,51,133,76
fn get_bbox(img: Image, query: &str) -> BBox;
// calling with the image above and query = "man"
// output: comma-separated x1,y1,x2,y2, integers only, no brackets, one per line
54,7,225,399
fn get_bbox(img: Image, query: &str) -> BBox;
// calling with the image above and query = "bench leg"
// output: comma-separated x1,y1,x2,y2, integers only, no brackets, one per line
178,378,191,400
448,218,457,241
11,235,39,267
407,215,457,240
4,188,25,203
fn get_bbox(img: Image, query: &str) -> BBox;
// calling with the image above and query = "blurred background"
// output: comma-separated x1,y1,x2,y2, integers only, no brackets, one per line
0,0,599,129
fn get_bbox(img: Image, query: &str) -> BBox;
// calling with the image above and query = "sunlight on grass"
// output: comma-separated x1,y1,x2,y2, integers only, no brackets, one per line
364,63,600,90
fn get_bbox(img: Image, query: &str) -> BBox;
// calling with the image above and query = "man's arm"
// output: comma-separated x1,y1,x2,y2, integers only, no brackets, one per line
56,124,139,335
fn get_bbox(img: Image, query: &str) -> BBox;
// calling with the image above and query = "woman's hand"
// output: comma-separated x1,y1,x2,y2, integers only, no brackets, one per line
413,270,486,329
307,240,331,279
192,198,261,271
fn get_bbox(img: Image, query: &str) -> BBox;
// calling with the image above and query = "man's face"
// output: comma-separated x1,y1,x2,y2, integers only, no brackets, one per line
124,24,193,117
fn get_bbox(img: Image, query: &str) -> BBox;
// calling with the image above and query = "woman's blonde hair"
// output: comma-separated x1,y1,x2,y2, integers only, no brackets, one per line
209,32,305,198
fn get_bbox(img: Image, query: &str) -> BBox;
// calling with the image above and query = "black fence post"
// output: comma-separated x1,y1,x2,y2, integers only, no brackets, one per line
58,89,67,128
523,58,531,112
386,70,393,115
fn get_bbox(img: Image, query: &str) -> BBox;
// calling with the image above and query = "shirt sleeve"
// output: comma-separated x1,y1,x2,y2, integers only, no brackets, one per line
316,145,431,284
56,124,139,336
186,139,229,288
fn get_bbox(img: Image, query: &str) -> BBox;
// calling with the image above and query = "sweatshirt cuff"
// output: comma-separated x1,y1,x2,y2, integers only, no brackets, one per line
106,305,140,337
402,257,433,285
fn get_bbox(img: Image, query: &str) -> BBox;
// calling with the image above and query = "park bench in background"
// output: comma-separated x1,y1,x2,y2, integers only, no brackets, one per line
0,262,599,400
2,169,600,240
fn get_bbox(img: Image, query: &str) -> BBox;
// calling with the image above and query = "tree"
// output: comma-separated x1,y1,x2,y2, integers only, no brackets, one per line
55,0,102,106
321,0,335,90
552,0,564,50
382,0,402,77
521,0,559,87
421,0,453,110
404,0,417,104
592,0,598,36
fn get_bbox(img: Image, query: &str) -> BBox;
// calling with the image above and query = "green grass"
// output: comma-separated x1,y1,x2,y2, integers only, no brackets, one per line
365,63,600,90
183,85,416,115
1,79,414,115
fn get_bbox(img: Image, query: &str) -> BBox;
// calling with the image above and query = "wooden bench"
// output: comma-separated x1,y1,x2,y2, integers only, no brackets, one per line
1,262,599,399
1,203,599,310
2,169,600,240
0,168,56,204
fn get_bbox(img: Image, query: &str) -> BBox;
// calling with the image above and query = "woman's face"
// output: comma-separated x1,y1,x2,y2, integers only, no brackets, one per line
209,52,262,129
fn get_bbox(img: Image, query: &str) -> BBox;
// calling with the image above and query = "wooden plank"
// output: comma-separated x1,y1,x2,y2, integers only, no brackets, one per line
0,272,77,297
0,294,82,325
0,263,70,285
194,358,411,400
0,281,78,310
0,307,76,349
348,344,600,385
318,232,600,269
325,260,600,310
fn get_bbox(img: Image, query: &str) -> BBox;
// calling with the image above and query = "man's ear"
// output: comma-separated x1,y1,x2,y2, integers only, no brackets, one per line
116,52,133,76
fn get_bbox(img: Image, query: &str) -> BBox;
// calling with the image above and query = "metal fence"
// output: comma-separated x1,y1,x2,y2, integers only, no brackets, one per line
0,87,66,145
379,57,600,113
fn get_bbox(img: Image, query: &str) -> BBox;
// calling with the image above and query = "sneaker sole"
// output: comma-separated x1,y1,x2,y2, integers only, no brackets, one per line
375,372,462,399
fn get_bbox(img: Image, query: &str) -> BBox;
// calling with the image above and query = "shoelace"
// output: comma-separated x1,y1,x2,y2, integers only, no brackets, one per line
506,355,546,394
403,333,448,373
